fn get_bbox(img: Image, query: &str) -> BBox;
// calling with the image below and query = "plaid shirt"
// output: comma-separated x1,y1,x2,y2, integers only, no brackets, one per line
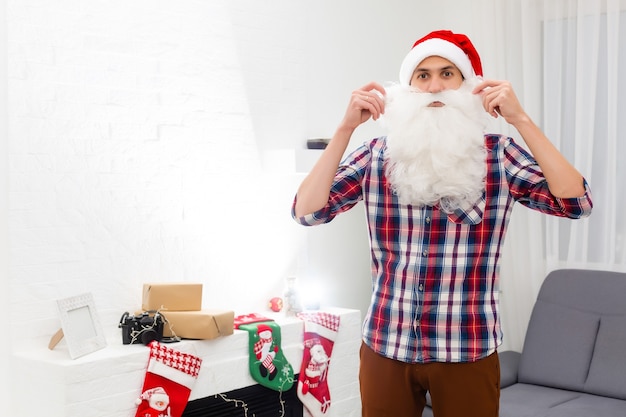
292,134,593,364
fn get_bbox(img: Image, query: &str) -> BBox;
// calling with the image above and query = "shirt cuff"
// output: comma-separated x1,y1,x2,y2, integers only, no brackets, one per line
291,197,333,226
555,180,593,219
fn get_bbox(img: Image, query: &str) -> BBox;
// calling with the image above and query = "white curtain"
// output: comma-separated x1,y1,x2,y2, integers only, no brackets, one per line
472,0,626,352
540,0,626,272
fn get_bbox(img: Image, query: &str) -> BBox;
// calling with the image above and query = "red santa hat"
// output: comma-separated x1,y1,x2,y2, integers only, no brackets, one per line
257,324,273,335
399,30,483,86
136,386,169,406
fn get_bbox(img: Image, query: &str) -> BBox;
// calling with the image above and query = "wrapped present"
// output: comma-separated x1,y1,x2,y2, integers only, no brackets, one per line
142,283,202,311
161,309,234,340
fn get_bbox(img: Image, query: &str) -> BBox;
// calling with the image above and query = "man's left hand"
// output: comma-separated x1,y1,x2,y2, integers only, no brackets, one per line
473,79,529,126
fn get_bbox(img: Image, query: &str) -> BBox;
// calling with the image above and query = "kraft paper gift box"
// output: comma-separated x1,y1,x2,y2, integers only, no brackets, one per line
142,282,203,311
161,309,235,340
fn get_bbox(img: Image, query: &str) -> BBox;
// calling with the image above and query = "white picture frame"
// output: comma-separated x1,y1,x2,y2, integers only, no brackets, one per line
56,292,107,359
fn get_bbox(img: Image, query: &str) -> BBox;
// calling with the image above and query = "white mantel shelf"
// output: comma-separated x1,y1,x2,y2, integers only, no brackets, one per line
12,307,362,417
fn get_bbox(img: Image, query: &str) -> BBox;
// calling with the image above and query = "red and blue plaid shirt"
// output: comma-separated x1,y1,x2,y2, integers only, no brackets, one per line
293,134,593,364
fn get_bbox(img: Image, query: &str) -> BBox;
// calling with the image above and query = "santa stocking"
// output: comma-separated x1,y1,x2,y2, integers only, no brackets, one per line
297,312,340,417
135,341,202,417
238,319,294,391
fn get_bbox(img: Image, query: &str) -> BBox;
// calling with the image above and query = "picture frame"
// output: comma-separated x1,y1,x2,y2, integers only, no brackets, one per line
55,292,107,359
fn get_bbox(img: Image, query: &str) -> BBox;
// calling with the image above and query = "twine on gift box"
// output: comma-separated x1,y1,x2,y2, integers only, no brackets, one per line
137,307,181,344
156,307,182,343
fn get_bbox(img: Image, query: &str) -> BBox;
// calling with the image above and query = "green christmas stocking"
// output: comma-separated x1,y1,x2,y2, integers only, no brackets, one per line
239,320,294,391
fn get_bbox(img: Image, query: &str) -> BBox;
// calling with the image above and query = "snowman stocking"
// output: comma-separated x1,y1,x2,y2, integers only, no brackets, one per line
296,312,341,417
239,320,294,391
134,341,202,417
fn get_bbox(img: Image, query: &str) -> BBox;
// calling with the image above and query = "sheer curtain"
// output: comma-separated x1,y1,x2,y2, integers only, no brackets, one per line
473,0,625,351
539,0,626,272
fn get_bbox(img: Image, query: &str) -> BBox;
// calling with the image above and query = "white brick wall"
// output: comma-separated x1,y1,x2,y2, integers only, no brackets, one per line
7,0,309,347
0,0,11,413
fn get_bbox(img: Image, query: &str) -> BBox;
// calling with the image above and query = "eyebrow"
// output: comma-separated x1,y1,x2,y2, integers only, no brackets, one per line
414,65,457,73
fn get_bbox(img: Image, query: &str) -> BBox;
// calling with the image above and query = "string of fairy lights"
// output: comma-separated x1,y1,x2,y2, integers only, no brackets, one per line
212,375,295,417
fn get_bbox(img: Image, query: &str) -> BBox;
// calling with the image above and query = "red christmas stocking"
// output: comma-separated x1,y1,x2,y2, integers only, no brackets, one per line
296,312,341,417
134,341,202,417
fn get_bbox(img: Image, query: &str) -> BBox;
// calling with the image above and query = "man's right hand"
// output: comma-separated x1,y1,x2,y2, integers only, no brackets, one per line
294,82,385,218
339,81,386,131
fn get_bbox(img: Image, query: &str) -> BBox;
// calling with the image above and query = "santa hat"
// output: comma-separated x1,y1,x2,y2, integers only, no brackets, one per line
136,387,169,405
257,324,273,335
399,30,483,86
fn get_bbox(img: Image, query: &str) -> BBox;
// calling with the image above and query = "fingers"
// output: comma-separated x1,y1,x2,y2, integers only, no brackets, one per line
472,79,498,94
354,83,386,120
473,80,525,122
471,80,502,116
362,81,387,97
360,93,384,117
341,84,385,129
481,88,503,118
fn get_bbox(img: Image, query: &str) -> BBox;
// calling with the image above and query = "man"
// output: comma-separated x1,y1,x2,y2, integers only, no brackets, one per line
292,30,592,417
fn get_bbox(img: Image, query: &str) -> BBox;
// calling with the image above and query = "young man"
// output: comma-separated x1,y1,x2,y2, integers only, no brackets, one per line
292,30,592,417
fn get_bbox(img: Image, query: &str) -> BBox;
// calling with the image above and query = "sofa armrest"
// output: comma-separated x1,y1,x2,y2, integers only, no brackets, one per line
499,350,521,388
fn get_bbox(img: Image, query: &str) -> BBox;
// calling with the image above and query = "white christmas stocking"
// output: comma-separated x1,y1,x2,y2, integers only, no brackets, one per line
297,312,341,417
134,341,202,417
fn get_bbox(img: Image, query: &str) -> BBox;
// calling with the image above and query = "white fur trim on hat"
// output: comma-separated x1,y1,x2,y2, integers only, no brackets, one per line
399,38,475,86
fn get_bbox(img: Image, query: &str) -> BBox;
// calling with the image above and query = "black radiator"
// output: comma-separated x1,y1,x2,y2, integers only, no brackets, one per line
182,376,303,417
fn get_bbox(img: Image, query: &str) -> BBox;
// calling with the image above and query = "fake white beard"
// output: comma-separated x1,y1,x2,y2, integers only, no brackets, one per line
382,80,490,212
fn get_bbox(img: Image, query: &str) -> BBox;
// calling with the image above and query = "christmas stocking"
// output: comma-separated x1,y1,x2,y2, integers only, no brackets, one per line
238,319,294,391
134,341,202,417
296,312,341,417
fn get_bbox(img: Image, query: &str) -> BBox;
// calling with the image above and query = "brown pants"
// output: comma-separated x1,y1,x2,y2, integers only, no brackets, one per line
359,343,500,417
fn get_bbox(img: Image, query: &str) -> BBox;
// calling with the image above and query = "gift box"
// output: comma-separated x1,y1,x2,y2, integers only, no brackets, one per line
142,283,202,311
160,309,235,340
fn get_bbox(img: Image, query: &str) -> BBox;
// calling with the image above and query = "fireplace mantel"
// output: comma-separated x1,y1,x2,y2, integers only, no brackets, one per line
12,307,362,417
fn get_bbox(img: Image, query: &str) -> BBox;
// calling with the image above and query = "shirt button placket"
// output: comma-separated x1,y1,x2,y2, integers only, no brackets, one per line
417,208,432,292
415,209,432,362
418,210,431,293
422,213,431,260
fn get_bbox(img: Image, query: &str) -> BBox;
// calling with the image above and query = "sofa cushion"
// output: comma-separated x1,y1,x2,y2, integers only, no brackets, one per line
536,393,626,417
518,301,599,391
538,270,626,315
499,383,581,417
585,315,626,400
499,350,521,388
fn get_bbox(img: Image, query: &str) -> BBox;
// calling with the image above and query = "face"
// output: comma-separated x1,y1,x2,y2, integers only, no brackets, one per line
310,344,328,364
409,56,464,102
149,394,169,411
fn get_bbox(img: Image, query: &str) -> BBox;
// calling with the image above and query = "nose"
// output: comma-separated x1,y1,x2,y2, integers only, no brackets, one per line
427,77,444,93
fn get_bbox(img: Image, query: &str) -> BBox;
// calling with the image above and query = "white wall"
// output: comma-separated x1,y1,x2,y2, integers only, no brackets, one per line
1,0,11,411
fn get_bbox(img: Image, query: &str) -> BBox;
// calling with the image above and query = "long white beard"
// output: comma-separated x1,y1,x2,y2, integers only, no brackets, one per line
382,80,490,212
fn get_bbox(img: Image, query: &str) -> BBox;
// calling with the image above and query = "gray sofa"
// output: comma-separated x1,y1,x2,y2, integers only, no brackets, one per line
424,269,626,416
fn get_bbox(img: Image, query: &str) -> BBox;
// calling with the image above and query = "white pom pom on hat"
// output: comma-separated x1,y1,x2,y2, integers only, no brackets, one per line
399,30,483,86
136,387,168,405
